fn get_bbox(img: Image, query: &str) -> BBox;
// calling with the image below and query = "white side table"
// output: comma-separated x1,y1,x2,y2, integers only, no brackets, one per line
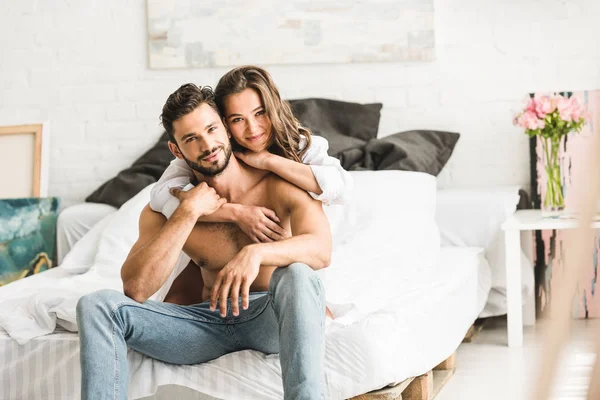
501,209,600,347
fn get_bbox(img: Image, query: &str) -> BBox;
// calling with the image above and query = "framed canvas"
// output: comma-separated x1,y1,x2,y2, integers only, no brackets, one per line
0,197,60,286
0,124,50,198
146,0,435,69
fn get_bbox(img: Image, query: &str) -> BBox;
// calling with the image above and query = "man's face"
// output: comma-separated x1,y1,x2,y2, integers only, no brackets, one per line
170,103,233,177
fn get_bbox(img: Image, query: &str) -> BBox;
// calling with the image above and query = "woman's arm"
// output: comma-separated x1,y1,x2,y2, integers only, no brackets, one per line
265,155,323,194
150,158,194,218
235,135,353,205
169,186,289,243
299,136,353,205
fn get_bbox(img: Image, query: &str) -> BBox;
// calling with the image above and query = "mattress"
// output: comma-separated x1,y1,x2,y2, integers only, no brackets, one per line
0,246,491,400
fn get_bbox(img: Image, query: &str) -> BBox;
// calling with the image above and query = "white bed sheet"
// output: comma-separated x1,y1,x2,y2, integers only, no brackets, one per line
0,247,490,400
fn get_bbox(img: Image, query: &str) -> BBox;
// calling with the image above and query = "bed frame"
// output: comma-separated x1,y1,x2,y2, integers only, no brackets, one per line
350,352,456,400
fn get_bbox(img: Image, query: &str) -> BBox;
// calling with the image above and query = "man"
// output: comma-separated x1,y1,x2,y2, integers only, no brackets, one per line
76,84,332,400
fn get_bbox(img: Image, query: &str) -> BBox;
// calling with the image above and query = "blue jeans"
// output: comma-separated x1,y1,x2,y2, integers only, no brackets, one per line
76,263,326,400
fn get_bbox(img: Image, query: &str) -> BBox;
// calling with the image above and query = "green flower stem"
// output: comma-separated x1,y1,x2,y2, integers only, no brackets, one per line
541,136,564,210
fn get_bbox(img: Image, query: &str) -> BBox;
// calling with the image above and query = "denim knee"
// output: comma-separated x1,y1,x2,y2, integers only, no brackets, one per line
76,289,123,321
270,263,324,298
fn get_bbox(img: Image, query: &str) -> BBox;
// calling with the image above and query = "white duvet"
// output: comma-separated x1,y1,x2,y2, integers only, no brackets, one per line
0,171,489,399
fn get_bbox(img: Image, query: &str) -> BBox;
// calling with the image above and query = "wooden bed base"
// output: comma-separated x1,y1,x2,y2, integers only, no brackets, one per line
349,352,456,400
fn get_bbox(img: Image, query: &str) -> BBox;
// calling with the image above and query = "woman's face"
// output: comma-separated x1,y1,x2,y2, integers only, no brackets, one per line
222,88,273,153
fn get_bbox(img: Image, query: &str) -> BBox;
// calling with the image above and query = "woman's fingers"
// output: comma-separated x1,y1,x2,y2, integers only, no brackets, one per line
262,208,281,223
263,221,286,241
251,234,261,243
257,232,273,243
264,219,288,239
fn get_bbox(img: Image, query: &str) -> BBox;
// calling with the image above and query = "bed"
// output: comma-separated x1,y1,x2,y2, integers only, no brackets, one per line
0,170,492,399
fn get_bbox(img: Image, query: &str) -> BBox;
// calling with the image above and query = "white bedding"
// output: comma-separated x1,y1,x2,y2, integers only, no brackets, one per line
436,187,534,317
0,170,489,399
0,247,490,400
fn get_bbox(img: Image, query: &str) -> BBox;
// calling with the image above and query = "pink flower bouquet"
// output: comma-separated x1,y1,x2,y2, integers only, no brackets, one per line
513,93,590,212
514,93,589,139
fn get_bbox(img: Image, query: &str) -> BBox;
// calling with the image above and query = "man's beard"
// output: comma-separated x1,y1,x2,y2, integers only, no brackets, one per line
181,143,233,177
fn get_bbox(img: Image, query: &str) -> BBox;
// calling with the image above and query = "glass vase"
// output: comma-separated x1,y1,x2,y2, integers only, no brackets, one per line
540,136,565,215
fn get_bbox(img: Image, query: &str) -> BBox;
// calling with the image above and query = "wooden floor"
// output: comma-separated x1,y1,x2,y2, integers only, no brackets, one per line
435,317,600,400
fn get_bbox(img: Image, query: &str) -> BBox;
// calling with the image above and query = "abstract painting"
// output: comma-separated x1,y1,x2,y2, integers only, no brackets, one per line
146,0,435,69
530,89,600,318
0,197,59,286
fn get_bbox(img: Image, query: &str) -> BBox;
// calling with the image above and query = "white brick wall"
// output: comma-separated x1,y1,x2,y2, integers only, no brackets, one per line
1,0,599,208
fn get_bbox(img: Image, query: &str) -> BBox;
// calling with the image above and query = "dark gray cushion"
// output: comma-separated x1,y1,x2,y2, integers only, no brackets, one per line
86,132,173,208
288,98,383,142
362,130,460,175
319,130,367,158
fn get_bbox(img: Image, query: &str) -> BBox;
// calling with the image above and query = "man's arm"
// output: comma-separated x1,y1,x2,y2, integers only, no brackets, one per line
121,183,225,303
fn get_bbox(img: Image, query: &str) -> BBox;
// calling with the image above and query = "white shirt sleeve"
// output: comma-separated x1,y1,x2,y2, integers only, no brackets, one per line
149,158,195,218
301,135,353,205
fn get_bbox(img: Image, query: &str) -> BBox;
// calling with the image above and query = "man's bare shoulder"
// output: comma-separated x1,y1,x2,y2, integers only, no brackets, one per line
139,204,167,230
265,174,309,200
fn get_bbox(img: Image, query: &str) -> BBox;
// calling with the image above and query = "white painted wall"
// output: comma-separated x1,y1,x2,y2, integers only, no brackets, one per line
1,0,599,207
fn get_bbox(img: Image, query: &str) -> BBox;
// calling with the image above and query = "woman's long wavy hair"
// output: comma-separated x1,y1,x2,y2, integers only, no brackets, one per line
214,65,312,163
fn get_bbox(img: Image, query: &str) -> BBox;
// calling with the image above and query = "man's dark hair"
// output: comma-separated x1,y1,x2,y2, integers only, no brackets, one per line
160,84,220,143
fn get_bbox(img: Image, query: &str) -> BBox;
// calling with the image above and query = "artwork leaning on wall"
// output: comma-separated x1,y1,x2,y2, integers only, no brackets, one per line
0,198,60,286
530,89,600,318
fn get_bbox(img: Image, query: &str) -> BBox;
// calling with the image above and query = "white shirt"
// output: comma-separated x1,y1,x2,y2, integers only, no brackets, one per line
149,135,353,218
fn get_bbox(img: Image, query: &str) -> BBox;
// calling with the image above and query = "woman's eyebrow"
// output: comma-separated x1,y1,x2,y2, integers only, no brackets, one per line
227,106,263,119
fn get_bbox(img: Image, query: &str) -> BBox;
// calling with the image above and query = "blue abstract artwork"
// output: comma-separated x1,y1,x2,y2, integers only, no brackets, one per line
0,197,60,286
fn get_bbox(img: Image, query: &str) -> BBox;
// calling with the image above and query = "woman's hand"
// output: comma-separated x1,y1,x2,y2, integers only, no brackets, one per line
236,205,290,243
234,150,273,170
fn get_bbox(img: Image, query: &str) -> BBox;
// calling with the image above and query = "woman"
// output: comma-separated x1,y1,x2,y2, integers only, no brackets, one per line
150,65,352,242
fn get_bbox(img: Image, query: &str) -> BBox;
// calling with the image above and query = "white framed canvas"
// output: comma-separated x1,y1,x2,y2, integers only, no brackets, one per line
0,123,50,198
146,0,435,69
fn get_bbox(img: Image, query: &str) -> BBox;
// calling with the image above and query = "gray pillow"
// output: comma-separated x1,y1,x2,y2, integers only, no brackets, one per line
288,98,383,142
362,130,460,176
86,132,173,208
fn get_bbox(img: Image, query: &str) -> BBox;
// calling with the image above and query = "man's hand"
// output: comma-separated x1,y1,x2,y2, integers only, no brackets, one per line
170,182,226,218
234,149,273,170
210,246,261,317
236,205,290,243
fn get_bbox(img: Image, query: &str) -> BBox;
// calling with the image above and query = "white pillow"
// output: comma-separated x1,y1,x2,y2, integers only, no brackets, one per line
92,184,156,279
435,186,520,249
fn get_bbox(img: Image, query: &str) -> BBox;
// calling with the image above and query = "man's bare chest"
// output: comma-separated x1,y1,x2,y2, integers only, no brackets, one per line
183,222,252,271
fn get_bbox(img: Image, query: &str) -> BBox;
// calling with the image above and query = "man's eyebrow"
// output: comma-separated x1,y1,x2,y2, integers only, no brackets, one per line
181,132,196,141
227,106,263,118
205,121,217,130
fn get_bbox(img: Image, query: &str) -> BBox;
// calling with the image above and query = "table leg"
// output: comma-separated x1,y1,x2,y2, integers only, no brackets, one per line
523,278,536,327
521,230,536,327
505,228,523,347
